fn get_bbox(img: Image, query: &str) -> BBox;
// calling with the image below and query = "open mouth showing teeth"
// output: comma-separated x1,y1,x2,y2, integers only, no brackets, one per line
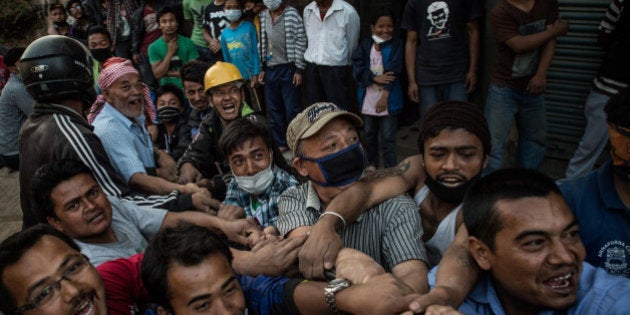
545,272,573,289
75,297,94,315
87,212,104,224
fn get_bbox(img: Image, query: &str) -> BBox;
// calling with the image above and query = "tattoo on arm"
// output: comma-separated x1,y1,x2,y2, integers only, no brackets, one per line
360,160,411,182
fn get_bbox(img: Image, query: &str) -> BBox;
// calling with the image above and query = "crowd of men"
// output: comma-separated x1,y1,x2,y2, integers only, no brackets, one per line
0,0,630,314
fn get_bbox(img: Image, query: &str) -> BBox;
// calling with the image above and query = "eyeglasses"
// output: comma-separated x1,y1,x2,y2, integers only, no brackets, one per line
14,255,90,314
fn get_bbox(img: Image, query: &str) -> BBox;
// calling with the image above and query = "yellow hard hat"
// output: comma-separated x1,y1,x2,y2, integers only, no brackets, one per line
203,61,244,93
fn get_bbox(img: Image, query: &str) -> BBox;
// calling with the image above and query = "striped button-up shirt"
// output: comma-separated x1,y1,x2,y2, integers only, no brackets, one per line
277,182,428,271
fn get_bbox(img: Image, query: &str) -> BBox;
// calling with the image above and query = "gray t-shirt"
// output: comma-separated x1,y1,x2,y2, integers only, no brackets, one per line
277,182,428,271
264,10,289,67
76,196,167,266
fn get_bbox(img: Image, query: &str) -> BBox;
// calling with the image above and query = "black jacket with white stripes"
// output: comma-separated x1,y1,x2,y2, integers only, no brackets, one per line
18,102,192,228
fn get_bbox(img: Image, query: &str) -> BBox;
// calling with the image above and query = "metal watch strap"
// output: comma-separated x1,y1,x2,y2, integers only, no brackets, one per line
324,278,350,313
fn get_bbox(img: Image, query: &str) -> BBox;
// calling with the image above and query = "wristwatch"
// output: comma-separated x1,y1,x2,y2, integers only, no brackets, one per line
324,278,350,313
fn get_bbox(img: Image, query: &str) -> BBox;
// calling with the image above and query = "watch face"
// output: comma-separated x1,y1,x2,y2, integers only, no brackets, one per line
328,278,348,286
326,278,350,293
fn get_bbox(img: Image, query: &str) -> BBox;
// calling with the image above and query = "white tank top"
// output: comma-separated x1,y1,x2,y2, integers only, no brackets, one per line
414,186,461,266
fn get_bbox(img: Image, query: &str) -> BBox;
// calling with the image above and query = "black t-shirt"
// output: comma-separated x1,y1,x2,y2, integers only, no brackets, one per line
202,3,229,39
401,0,482,85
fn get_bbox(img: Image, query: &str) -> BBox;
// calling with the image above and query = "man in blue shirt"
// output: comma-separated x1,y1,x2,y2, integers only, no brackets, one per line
559,88,630,278
434,168,630,315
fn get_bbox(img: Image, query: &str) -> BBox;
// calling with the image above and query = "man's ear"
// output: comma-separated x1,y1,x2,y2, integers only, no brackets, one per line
292,157,309,177
47,216,64,232
468,236,492,271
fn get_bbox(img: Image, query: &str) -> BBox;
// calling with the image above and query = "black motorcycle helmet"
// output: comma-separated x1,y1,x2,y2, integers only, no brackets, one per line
19,35,96,108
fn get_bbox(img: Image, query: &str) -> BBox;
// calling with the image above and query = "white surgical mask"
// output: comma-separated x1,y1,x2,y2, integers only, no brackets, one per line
225,9,243,22
372,34,390,45
234,164,275,195
263,0,282,10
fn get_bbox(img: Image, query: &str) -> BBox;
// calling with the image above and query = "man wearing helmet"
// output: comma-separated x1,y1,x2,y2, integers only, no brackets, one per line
178,61,293,200
18,35,211,229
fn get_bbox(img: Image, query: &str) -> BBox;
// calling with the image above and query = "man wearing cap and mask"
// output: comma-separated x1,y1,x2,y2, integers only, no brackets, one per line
277,102,430,294
18,35,206,229
296,101,490,273
559,88,630,278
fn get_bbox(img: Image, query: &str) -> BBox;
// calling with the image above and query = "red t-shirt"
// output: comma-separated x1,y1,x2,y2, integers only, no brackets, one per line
97,254,150,315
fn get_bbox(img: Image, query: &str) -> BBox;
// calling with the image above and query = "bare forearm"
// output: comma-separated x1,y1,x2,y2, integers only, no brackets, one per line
506,28,558,53
163,211,224,232
434,232,479,307
467,21,480,75
405,35,418,84
129,172,184,195
534,38,556,76
151,52,175,80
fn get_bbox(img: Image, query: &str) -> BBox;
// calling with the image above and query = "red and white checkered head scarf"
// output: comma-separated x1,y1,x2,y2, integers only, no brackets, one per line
88,57,156,124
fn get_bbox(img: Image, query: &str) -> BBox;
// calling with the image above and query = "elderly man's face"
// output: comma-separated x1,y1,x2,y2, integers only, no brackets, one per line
422,128,486,189
47,173,113,244
103,73,144,118
2,236,107,315
209,82,243,125
163,253,246,315
471,193,586,314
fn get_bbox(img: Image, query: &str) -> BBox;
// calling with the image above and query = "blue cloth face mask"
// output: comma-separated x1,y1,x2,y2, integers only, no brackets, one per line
300,142,366,187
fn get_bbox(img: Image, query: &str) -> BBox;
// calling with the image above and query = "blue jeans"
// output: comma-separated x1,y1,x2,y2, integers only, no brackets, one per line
565,89,610,179
265,64,302,147
363,114,398,168
304,62,351,110
419,81,468,121
484,83,547,173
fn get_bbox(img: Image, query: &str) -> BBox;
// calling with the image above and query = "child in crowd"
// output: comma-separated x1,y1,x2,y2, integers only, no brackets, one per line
352,9,403,169
221,0,262,110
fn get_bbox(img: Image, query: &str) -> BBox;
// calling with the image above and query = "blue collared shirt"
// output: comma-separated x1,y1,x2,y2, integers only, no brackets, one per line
0,73,34,155
559,161,630,278
429,263,630,314
92,103,155,184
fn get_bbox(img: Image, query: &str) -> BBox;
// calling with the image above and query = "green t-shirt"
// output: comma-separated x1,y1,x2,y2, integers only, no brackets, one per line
183,0,212,47
148,35,200,88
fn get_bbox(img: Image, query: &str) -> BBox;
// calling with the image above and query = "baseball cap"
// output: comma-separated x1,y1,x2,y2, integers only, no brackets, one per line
286,102,363,153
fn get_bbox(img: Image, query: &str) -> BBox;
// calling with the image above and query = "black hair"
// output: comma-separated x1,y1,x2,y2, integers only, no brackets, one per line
180,60,211,84
3,47,25,68
141,223,233,312
0,224,81,314
31,159,95,223
463,168,561,251
87,25,113,45
156,83,185,108
227,0,245,8
157,6,179,24
605,87,630,128
65,0,82,14
219,117,273,158
369,7,396,26
49,2,66,14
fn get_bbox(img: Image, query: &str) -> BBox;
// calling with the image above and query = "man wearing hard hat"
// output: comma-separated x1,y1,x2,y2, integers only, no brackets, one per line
177,61,290,200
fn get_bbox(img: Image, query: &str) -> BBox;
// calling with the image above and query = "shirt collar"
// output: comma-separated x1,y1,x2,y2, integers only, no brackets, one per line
306,181,323,212
102,103,146,129
597,160,627,211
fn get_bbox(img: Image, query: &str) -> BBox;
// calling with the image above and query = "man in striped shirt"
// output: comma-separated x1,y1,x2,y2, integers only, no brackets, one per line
277,102,429,293
565,0,629,179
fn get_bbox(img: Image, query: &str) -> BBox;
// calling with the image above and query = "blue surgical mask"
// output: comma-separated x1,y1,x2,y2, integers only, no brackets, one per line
300,142,366,187
225,9,243,22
